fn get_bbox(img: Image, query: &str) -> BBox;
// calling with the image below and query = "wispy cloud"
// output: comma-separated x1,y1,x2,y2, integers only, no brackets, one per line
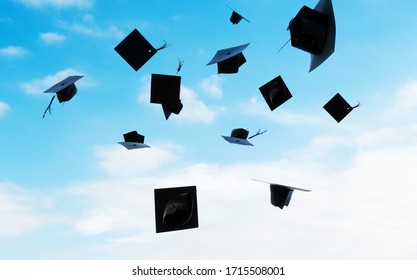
93,143,180,177
177,86,220,124
0,101,11,117
0,181,53,237
0,46,28,57
394,79,417,111
58,15,123,39
40,32,66,45
21,68,87,95
16,0,93,9
199,75,223,98
240,95,323,125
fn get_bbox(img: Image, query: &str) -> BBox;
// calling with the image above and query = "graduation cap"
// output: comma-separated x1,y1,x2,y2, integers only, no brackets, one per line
114,28,168,71
288,0,336,72
42,75,83,118
323,93,360,123
118,130,150,150
253,179,311,209
226,5,250,24
207,43,250,74
222,128,267,146
154,186,198,233
150,74,183,120
259,75,292,111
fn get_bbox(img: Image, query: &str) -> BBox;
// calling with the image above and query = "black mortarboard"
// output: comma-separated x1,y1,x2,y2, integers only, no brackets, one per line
154,186,198,233
150,74,183,120
207,43,250,74
118,130,150,150
259,75,292,111
227,5,250,25
222,128,253,146
323,93,359,123
114,28,168,72
288,0,336,72
42,75,83,118
253,179,311,209
44,75,83,102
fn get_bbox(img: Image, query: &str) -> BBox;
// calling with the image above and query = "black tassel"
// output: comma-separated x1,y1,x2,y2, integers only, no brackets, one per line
42,95,56,119
248,129,267,139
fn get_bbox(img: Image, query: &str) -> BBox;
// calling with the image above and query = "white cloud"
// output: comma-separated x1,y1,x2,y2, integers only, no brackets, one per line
93,143,180,177
16,0,93,9
178,86,219,124
0,101,11,117
57,15,122,39
75,207,144,235
21,68,85,95
395,79,417,110
0,181,53,237
199,75,223,98
40,32,66,44
63,139,417,259
240,96,323,125
67,23,123,39
0,46,27,57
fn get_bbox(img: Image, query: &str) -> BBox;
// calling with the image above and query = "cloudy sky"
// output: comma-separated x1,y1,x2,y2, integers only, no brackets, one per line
1,0,417,259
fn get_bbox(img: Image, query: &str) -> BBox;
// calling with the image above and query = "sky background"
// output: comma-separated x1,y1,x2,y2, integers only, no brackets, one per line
1,0,417,259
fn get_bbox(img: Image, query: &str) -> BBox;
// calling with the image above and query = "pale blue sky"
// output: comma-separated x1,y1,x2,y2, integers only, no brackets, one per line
1,0,417,259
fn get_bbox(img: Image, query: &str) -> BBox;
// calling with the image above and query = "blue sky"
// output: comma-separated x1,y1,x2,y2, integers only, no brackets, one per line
1,0,417,259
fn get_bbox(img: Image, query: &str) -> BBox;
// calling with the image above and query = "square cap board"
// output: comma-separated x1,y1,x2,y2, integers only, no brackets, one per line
150,74,181,105
323,93,354,122
154,186,198,233
259,75,292,111
115,28,157,71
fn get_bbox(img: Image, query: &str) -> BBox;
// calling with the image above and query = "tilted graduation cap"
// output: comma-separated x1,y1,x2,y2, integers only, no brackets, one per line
222,128,252,146
253,179,311,209
226,5,250,24
323,93,360,123
114,28,168,71
288,0,336,72
150,74,183,120
118,130,150,150
207,43,250,74
259,75,292,111
154,186,198,233
42,75,83,118
221,128,267,146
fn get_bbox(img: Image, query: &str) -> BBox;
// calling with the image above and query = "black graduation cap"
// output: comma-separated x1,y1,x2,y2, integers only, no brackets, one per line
207,43,250,74
150,74,183,120
118,130,150,150
154,186,198,233
253,179,311,209
323,93,360,123
114,28,168,72
259,75,292,111
226,5,250,24
42,75,83,118
221,128,267,146
288,0,336,72
222,128,253,146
